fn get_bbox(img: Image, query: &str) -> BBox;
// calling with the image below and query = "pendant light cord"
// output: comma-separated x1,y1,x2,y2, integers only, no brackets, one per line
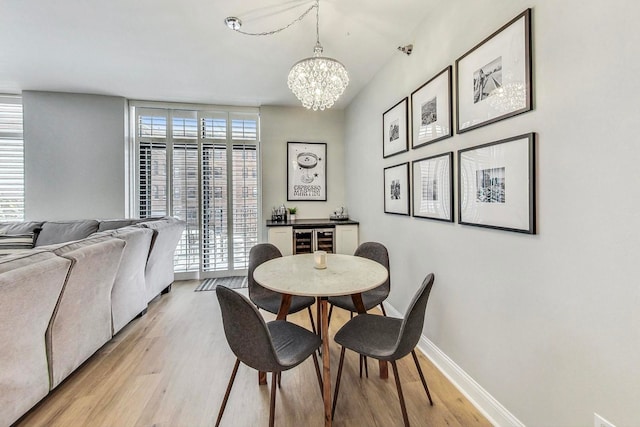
231,1,319,37
315,0,320,45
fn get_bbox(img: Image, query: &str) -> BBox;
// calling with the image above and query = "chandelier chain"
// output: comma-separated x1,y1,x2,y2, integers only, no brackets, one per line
232,2,318,37
315,0,320,45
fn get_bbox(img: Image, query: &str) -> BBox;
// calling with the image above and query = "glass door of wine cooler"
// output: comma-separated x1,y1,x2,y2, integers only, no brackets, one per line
314,228,334,253
293,229,314,254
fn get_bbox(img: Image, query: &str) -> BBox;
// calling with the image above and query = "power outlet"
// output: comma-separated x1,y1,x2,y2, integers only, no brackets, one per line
594,413,615,427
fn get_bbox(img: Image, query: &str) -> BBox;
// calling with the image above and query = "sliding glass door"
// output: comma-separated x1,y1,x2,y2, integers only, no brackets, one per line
134,105,259,278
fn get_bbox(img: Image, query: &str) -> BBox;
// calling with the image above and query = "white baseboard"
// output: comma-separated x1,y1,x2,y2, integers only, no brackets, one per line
383,303,524,427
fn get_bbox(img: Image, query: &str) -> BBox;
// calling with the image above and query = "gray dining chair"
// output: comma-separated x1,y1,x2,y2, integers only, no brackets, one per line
249,243,317,333
327,241,390,321
215,286,323,427
331,273,435,426
328,241,391,377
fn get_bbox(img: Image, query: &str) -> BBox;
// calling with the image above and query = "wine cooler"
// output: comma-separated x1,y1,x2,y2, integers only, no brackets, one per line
293,227,335,254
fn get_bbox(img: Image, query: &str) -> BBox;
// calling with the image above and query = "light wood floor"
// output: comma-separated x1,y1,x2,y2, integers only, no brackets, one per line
17,280,491,427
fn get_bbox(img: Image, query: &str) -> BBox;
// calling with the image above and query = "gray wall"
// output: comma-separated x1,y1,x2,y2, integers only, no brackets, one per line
23,91,127,220
345,0,640,425
260,105,346,229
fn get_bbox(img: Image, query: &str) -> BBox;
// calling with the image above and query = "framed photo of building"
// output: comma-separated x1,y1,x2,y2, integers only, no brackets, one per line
412,152,453,222
384,162,410,215
382,98,409,158
456,9,532,133
411,66,453,148
458,133,535,233
287,141,327,201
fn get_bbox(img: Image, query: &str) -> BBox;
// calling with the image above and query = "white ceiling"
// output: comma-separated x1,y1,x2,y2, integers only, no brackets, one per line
0,0,434,109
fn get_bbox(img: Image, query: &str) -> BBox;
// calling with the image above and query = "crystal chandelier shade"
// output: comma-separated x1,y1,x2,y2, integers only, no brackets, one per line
288,43,349,111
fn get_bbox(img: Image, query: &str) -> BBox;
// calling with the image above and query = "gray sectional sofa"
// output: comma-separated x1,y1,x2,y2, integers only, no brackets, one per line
0,217,185,427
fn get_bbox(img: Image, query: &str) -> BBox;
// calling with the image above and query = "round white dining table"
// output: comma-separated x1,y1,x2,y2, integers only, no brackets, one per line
253,253,388,427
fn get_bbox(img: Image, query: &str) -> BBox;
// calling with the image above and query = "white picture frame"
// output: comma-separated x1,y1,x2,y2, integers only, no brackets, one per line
458,133,535,233
411,66,453,148
382,98,409,158
412,152,453,222
384,162,410,215
456,9,532,133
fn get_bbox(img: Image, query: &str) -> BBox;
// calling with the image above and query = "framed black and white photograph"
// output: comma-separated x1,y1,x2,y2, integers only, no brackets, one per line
287,141,327,201
382,98,409,158
384,162,410,215
458,133,535,233
456,9,532,133
412,152,453,222
411,66,453,148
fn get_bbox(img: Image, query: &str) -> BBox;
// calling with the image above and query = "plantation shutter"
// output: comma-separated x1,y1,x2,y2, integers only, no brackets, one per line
0,96,24,221
134,104,259,277
138,110,168,218
229,112,259,269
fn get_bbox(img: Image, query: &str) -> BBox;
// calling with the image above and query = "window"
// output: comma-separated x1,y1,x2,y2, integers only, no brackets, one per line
133,104,259,277
0,96,24,221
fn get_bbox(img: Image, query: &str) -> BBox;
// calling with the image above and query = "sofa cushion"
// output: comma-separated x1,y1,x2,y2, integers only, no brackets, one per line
39,235,113,255
35,220,99,247
0,221,44,234
46,238,126,388
0,233,36,255
97,219,139,232
0,250,54,273
0,253,71,427
105,227,154,333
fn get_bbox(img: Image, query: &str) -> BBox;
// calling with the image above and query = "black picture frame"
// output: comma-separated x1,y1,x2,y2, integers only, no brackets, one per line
287,141,327,201
384,162,410,215
412,152,454,222
382,98,409,158
411,66,453,149
455,9,532,133
458,133,535,234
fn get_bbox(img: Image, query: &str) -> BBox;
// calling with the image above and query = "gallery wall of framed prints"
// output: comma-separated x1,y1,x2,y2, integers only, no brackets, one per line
380,8,536,235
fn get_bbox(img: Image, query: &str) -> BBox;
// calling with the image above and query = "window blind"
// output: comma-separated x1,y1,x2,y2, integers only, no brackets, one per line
0,96,24,221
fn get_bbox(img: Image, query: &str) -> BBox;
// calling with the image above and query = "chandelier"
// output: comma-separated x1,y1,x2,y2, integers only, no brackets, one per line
225,0,349,111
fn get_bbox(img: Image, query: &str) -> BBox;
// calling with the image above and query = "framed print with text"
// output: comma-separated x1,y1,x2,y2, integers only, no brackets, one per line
287,142,327,201
412,152,453,222
456,9,532,133
382,98,409,158
384,162,410,215
411,66,453,148
458,133,535,234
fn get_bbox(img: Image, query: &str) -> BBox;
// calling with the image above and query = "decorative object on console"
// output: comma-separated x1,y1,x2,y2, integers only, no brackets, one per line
287,142,327,201
384,162,410,216
412,152,453,222
458,133,536,234
411,66,453,148
287,207,297,221
224,0,348,111
456,9,532,133
271,205,287,222
383,97,409,158
330,206,349,221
